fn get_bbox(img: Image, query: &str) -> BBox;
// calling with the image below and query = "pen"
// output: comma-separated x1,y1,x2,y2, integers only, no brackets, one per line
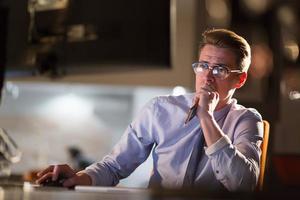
184,99,199,124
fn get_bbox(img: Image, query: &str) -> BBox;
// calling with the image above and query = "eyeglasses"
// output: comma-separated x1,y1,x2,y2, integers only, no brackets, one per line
192,61,242,79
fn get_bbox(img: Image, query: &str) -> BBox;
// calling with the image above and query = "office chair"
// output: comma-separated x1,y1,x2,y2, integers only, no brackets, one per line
256,120,270,191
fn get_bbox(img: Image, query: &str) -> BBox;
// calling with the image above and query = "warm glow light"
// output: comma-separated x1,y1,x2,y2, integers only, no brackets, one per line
284,40,299,62
242,0,270,14
250,44,273,79
206,0,227,19
205,0,230,26
29,0,69,11
172,86,187,96
289,91,300,100
277,6,296,27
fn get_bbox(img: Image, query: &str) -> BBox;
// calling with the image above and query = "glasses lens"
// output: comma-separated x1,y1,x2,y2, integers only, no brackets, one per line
192,62,230,79
193,62,204,73
199,62,209,70
213,66,229,79
196,62,209,71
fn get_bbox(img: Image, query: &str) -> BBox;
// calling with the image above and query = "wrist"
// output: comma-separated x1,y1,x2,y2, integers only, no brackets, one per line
76,171,93,185
199,110,214,120
199,110,215,126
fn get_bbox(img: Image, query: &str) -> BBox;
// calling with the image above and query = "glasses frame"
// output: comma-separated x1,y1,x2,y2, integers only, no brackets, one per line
192,61,242,79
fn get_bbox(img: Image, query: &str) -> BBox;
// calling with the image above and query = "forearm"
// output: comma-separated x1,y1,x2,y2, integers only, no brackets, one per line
206,139,259,191
200,112,260,191
199,111,223,147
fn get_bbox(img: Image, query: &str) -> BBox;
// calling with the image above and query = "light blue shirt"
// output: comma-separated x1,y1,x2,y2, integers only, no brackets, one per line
85,94,263,191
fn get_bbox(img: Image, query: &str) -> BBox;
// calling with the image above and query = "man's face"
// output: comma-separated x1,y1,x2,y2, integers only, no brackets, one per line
195,44,242,106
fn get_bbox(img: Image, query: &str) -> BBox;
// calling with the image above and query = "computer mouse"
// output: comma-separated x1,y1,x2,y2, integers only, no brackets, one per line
40,174,67,187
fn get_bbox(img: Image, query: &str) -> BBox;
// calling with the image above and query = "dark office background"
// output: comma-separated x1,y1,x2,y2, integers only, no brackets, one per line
0,0,300,191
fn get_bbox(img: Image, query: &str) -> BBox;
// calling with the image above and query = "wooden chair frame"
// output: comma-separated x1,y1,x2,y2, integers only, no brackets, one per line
257,120,270,191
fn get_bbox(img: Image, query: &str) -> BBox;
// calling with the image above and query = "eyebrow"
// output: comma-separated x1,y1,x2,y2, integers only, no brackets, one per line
199,60,229,67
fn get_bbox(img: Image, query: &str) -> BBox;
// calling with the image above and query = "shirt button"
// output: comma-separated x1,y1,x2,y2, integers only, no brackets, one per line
216,170,219,174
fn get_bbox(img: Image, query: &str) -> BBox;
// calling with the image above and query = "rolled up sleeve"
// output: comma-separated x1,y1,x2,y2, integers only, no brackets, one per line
205,117,263,191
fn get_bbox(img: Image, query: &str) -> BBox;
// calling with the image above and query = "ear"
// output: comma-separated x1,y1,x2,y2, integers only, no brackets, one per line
235,72,247,88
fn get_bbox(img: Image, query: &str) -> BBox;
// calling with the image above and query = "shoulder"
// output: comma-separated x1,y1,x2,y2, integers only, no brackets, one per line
224,99,264,140
141,93,194,117
136,93,192,115
229,99,263,122
152,93,194,107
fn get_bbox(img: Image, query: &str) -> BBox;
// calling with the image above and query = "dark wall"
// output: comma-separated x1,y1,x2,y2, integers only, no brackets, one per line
0,5,8,95
5,0,170,78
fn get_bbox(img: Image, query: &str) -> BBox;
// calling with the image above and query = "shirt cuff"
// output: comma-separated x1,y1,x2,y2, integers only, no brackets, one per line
205,135,232,156
82,169,97,186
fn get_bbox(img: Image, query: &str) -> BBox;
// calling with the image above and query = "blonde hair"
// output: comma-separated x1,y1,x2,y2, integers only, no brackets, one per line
199,29,251,72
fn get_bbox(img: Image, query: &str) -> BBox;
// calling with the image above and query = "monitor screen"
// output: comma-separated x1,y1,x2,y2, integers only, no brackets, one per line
5,0,170,78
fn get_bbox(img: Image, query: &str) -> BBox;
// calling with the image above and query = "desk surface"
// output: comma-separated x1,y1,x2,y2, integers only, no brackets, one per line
1,181,300,200
1,182,150,200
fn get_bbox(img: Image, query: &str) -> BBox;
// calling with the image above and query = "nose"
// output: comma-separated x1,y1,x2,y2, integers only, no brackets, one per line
203,67,215,81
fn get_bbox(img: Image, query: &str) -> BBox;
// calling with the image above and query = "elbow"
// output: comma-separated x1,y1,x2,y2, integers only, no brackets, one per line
221,161,259,192
239,168,258,192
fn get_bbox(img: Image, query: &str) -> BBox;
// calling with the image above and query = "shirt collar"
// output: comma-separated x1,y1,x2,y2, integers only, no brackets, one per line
213,99,236,121
187,94,236,122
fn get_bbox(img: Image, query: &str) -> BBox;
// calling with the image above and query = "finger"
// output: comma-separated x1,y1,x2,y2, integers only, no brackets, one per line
214,92,219,100
207,91,215,99
36,172,53,184
36,165,55,177
196,88,211,94
197,89,212,98
209,92,216,100
200,86,213,94
63,165,76,177
63,172,92,187
192,96,199,104
52,165,59,181
54,164,76,180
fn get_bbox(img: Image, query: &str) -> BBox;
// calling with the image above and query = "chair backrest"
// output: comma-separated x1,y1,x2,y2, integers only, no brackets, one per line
256,120,270,191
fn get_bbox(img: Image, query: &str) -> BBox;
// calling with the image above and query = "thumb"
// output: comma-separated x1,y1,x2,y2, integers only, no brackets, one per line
193,96,200,105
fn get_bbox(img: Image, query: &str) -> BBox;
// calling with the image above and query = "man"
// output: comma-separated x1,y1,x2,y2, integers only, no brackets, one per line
36,29,263,191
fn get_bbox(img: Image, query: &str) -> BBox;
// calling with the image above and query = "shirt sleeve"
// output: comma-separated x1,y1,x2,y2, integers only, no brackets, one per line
204,112,264,191
84,99,157,186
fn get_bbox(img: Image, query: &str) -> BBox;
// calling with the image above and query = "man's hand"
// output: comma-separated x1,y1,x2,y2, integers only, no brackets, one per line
36,164,92,187
195,83,219,117
194,83,224,146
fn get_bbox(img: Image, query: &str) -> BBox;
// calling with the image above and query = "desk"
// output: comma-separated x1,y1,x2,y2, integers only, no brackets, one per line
0,182,149,200
1,181,300,200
